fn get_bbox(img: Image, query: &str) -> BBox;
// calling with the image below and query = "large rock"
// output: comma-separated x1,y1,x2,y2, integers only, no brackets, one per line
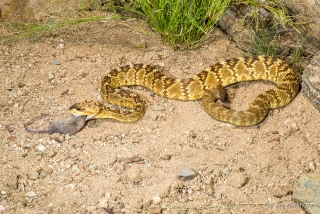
217,8,254,53
292,173,320,214
302,53,320,112
0,0,34,22
0,0,78,22
283,0,320,46
218,3,320,55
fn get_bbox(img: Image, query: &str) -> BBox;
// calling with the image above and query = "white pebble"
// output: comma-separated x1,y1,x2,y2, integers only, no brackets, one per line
309,162,316,171
26,191,37,197
35,144,46,152
152,195,161,204
152,104,164,111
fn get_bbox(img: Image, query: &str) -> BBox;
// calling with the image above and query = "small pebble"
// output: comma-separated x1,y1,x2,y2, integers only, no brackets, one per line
6,174,18,190
228,172,248,188
0,205,5,212
222,168,230,175
309,162,316,171
147,207,162,213
47,150,57,158
47,96,55,100
109,156,118,166
69,148,81,158
187,188,193,195
98,198,109,209
53,61,61,65
42,167,53,175
110,175,121,183
160,154,172,160
29,171,39,180
26,191,37,197
215,190,224,200
65,133,71,140
14,192,27,205
35,144,46,152
73,176,83,183
152,195,161,204
178,166,196,181
48,72,55,81
86,206,96,212
24,143,33,149
127,167,142,183
152,104,164,111
204,177,213,186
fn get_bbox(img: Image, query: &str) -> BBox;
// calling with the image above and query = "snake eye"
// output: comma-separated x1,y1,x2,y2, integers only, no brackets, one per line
70,104,82,111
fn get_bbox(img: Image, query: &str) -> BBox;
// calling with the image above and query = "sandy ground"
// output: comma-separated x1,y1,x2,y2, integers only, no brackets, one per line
1,20,320,214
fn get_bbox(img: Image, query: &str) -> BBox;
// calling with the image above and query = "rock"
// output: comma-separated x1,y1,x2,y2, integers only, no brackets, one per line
14,192,27,205
47,95,55,100
147,207,162,214
204,177,213,186
65,133,71,140
160,154,172,160
218,4,320,55
73,176,83,183
69,148,81,158
42,167,53,176
0,205,6,212
217,9,253,53
126,167,142,184
159,185,170,199
86,206,96,212
48,72,55,81
0,0,34,21
309,162,316,171
221,168,230,175
98,198,109,209
6,174,18,190
302,53,320,113
215,190,224,200
292,173,320,214
152,195,161,204
178,166,197,181
282,0,320,46
110,174,121,183
35,144,46,152
53,61,61,65
152,104,164,111
129,197,142,209
29,171,39,180
109,156,118,166
64,177,73,184
26,191,37,197
228,172,248,188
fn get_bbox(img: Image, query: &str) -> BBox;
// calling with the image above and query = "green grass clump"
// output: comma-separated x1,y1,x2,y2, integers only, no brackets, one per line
131,0,231,49
251,29,280,56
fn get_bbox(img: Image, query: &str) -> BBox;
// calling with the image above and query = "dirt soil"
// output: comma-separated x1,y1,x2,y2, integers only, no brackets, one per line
1,20,320,214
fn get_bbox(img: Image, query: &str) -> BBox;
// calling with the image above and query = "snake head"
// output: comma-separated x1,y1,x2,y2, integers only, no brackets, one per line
69,100,101,120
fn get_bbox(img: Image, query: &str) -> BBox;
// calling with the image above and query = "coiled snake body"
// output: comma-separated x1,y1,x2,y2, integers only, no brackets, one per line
70,56,299,126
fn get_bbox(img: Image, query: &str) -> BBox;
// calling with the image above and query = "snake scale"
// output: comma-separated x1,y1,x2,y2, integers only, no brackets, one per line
70,56,299,126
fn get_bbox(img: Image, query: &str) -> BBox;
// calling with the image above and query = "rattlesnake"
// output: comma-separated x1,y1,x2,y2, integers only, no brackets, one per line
70,56,299,126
